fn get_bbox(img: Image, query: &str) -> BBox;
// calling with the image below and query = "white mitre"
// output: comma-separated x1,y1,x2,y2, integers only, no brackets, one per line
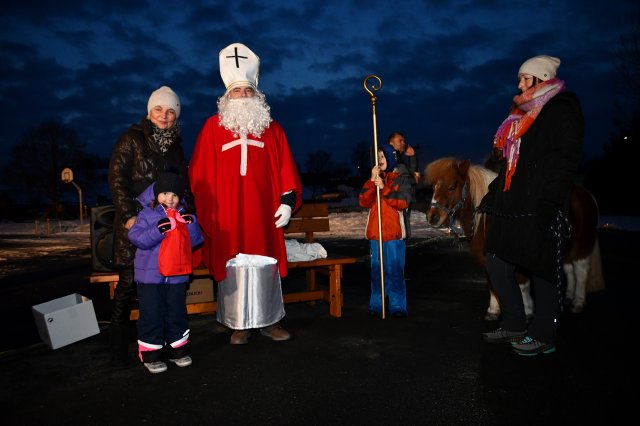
219,43,260,92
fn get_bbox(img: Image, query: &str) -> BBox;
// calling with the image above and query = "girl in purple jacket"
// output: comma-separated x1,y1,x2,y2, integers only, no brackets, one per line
128,171,204,374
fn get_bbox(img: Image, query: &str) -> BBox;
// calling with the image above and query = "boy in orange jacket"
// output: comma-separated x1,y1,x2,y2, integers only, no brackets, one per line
359,145,412,317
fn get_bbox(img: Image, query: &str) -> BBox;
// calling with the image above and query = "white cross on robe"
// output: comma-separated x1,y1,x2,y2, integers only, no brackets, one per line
221,137,265,176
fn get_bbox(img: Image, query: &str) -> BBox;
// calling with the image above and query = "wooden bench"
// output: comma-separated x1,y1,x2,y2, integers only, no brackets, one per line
89,203,357,319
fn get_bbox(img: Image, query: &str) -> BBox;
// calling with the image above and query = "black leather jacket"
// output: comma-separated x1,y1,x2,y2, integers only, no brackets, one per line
108,118,193,268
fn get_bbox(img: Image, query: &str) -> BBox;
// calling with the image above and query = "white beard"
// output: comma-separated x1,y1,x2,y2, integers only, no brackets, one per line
218,92,272,138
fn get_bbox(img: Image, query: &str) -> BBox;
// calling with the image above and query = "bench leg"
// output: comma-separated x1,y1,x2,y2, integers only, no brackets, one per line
306,269,316,291
328,265,343,318
305,268,317,307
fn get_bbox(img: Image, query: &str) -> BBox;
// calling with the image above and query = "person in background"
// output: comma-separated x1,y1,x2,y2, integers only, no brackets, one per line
388,131,419,238
189,43,303,345
360,144,412,318
108,86,193,367
128,171,204,374
479,55,583,356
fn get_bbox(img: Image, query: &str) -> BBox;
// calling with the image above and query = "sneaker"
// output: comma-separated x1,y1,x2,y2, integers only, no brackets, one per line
144,361,167,374
260,324,291,341
482,328,526,344
230,330,250,345
511,336,556,356
168,356,192,367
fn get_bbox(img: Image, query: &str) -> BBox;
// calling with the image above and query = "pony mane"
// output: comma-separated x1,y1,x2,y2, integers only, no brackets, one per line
425,157,458,185
467,163,497,236
467,165,497,207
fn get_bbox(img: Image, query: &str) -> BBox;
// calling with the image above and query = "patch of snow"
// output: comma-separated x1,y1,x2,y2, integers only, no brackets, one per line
323,210,450,240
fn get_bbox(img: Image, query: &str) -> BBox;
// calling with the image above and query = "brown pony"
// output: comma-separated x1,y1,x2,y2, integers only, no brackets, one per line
424,157,603,320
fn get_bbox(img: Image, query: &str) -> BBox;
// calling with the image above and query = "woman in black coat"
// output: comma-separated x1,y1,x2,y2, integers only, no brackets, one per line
479,56,584,356
108,86,193,367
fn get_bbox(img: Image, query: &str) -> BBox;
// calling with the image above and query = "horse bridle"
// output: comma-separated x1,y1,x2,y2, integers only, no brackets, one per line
429,180,469,238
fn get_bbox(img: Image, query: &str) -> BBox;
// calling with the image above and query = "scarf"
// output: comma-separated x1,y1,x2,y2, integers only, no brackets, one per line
493,77,565,190
151,123,181,153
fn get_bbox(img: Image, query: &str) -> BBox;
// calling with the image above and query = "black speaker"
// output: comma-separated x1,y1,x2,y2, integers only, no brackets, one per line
90,205,115,272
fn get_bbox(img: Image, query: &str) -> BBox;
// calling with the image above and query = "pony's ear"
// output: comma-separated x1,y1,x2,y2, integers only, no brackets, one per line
458,159,471,177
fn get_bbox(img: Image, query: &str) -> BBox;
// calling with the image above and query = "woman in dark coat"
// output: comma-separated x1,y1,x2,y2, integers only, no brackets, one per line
108,86,193,367
479,56,583,356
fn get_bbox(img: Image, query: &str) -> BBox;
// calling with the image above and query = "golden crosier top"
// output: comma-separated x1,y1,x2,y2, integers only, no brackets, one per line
363,75,382,104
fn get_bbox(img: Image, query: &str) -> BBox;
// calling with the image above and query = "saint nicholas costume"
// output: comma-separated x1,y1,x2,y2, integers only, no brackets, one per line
190,115,302,282
189,43,302,336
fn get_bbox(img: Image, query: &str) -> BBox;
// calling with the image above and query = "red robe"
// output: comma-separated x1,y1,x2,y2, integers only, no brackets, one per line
189,115,303,282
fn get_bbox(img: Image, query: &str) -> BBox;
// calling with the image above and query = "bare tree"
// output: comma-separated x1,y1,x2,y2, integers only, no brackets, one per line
2,121,105,218
615,15,640,105
305,150,333,175
301,150,332,199
584,16,640,215
350,140,372,178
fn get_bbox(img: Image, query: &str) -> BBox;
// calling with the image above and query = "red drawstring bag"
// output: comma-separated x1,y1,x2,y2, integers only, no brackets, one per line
158,209,193,276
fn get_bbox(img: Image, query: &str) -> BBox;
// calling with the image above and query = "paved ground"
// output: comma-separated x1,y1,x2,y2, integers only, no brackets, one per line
0,228,636,425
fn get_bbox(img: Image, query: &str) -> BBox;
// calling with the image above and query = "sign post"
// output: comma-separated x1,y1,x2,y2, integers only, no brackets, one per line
61,168,83,226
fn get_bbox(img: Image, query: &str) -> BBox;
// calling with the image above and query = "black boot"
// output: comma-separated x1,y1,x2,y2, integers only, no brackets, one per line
109,268,135,368
109,322,131,368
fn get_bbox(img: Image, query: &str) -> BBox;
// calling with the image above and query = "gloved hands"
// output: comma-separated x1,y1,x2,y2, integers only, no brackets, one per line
274,204,292,228
157,217,173,234
181,213,194,224
536,200,557,231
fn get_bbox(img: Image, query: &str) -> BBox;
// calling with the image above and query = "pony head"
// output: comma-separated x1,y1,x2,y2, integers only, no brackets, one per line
424,157,471,228
424,157,496,233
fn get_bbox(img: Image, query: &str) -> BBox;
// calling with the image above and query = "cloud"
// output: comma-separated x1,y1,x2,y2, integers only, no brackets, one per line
0,0,638,175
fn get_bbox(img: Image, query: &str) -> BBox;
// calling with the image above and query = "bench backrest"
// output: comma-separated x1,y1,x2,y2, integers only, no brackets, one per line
284,203,329,243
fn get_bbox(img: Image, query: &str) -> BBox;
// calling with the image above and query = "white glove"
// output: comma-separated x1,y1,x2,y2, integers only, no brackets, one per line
274,204,292,228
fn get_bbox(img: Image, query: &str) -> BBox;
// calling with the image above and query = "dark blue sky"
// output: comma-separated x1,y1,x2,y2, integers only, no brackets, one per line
1,0,638,173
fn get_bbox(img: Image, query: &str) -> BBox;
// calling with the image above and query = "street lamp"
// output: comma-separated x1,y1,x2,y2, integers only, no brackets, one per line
61,168,83,226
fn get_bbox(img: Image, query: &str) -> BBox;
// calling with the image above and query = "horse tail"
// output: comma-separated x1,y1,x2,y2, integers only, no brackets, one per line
585,237,605,293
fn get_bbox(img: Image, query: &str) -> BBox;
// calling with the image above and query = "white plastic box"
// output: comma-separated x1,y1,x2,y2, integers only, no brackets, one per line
32,293,100,350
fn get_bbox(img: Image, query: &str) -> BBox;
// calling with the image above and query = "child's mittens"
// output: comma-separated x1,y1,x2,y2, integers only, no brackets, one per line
180,213,194,224
157,217,173,234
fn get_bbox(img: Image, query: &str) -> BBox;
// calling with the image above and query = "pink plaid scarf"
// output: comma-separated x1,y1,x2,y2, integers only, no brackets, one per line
493,78,565,190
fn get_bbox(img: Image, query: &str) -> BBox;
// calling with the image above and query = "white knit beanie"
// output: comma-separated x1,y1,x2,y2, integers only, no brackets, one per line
147,86,181,118
518,55,561,81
